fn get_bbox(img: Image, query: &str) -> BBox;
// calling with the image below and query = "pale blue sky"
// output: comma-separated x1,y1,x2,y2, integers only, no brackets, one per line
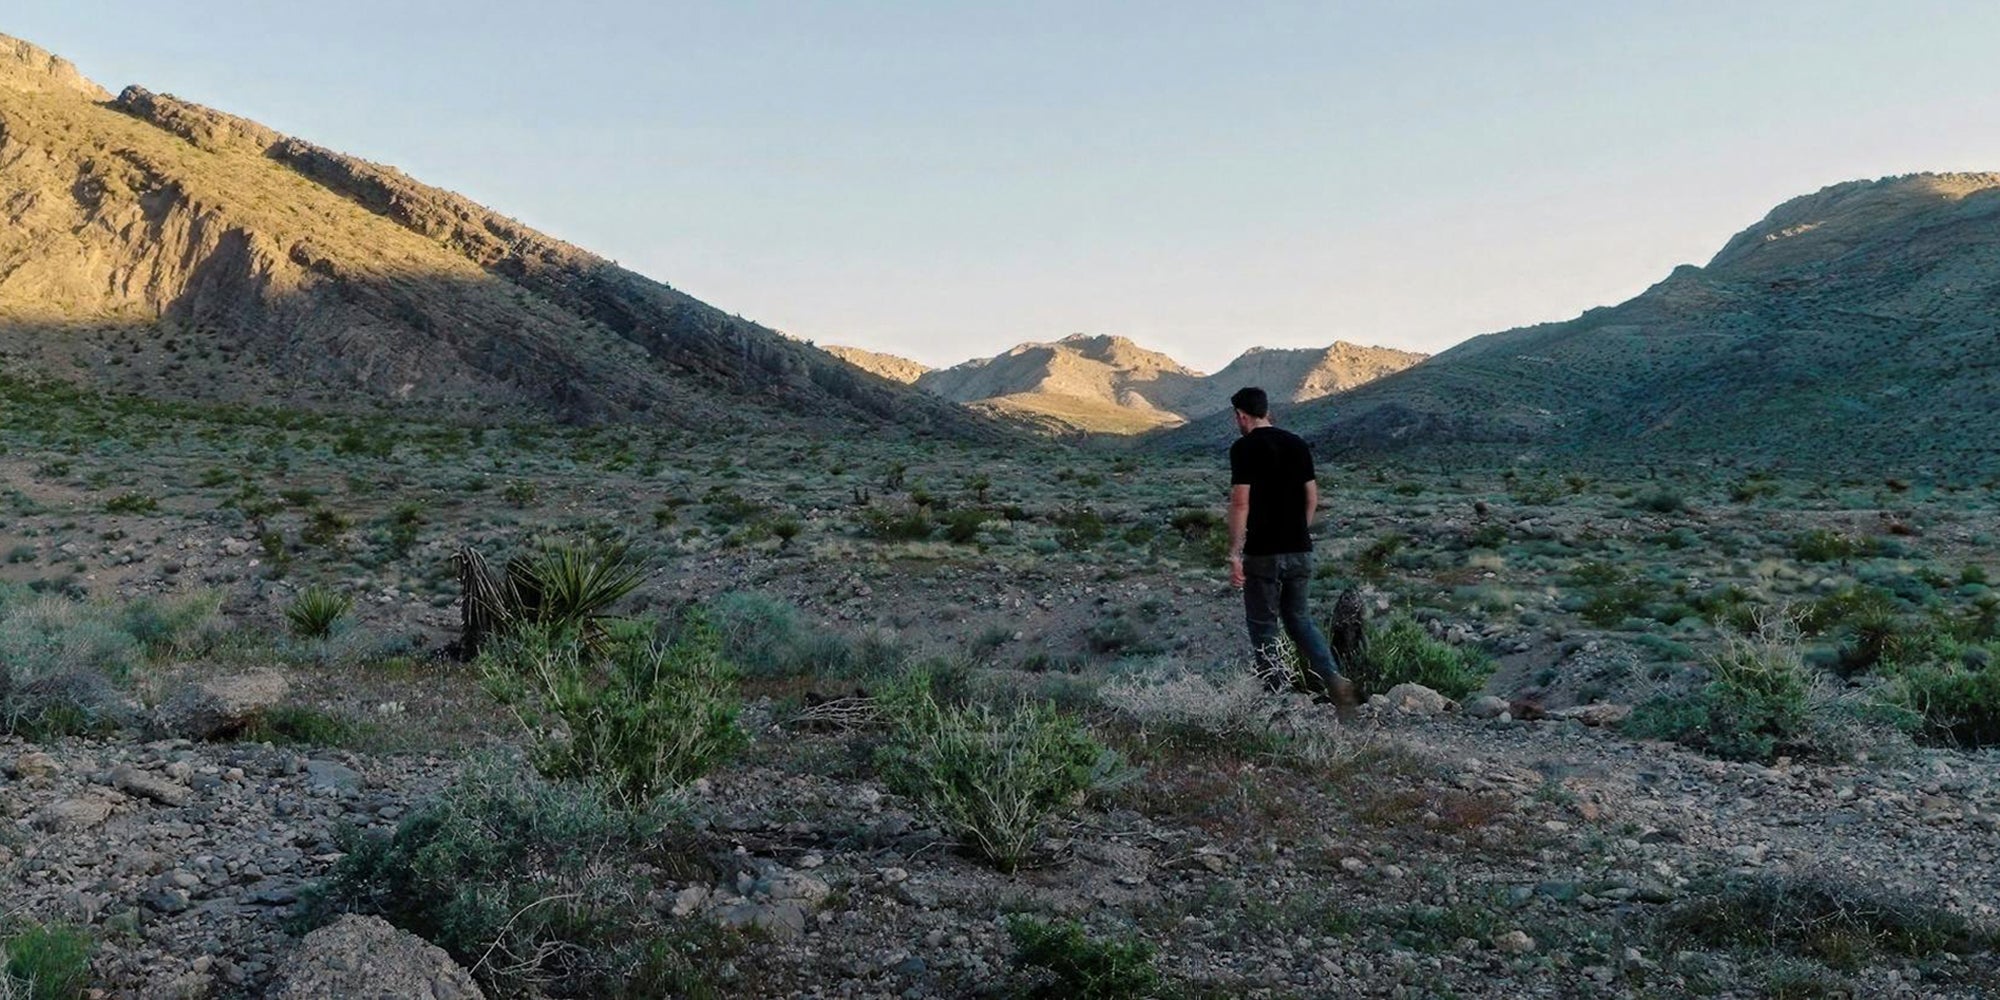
12,2,2000,370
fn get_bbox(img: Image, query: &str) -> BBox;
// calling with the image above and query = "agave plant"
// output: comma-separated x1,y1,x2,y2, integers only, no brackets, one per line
285,585,353,639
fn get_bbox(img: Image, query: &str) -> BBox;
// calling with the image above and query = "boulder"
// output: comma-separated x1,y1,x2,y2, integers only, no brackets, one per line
1384,683,1456,716
269,915,484,1000
151,671,289,740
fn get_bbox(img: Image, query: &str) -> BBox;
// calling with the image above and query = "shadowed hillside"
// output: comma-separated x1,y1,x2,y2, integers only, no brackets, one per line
1159,173,2000,476
0,34,993,437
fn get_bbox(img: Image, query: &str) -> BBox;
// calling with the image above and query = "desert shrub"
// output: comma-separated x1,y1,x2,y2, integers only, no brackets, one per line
1625,625,1888,762
1352,533,1406,579
1053,507,1107,551
243,705,356,747
1794,529,1867,563
1796,585,1900,636
0,597,142,739
304,758,718,997
299,507,351,548
1006,915,1159,1000
709,591,806,673
1098,665,1366,766
0,920,93,1000
1634,489,1685,513
1888,645,2000,747
385,503,425,557
481,619,743,807
102,492,158,514
284,586,352,639
501,480,538,507
117,592,223,658
1346,614,1493,700
1658,874,1996,972
858,505,933,542
877,675,1120,872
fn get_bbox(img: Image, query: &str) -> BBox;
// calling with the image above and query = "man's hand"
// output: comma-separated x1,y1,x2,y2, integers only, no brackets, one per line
1228,554,1245,588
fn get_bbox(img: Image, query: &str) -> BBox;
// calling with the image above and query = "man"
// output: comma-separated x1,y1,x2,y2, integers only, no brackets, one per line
1225,387,1357,707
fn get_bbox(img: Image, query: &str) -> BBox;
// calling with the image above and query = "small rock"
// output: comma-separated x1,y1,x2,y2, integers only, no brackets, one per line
1495,930,1536,954
716,900,808,941
34,795,115,832
1548,703,1633,727
112,764,191,807
304,760,363,793
6,751,60,783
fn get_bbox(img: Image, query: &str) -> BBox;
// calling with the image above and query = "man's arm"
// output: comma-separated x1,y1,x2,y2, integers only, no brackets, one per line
1304,479,1318,528
1227,484,1251,587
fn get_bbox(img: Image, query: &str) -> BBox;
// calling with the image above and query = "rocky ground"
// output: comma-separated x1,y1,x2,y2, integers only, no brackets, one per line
6,674,1996,998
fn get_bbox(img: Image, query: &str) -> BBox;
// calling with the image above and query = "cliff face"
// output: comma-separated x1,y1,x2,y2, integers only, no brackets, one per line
0,36,992,437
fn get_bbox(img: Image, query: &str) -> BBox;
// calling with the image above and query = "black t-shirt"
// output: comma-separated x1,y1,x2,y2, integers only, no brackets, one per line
1229,426,1316,556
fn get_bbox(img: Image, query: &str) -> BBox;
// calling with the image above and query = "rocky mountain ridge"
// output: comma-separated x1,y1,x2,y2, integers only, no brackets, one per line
827,333,1425,434
0,34,989,437
1159,172,2000,475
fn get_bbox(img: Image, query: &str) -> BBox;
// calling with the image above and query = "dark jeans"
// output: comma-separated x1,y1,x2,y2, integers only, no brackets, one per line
1242,552,1342,694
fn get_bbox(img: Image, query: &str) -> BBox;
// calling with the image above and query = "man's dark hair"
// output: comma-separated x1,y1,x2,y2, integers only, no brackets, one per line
1230,386,1269,419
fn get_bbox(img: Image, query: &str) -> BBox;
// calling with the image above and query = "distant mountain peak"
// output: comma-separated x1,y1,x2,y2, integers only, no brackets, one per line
912,334,1422,434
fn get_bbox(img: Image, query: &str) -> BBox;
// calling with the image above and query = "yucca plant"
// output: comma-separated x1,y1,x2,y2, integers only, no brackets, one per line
454,540,643,658
285,586,352,639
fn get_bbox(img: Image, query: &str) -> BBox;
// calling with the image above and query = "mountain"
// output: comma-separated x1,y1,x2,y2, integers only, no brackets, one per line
1160,173,2000,476
1205,343,1431,406
0,34,990,437
897,333,1423,434
821,345,929,384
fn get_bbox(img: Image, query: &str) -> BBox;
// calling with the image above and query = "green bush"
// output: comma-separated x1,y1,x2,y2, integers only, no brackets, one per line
1006,916,1160,1000
102,492,158,514
285,586,352,639
858,505,933,542
0,595,144,739
1794,529,1867,563
304,758,717,998
481,619,744,807
877,676,1119,872
0,921,93,1000
1345,614,1493,700
1625,631,1857,762
1352,533,1405,579
1889,645,2000,747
